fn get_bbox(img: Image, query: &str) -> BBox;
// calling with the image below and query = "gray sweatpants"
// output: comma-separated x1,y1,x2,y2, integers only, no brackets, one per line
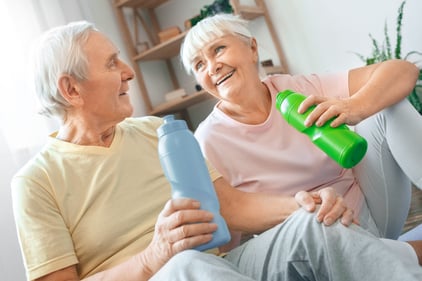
151,208,422,281
354,99,422,239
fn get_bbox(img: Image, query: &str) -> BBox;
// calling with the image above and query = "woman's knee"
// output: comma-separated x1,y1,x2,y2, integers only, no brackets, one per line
167,250,203,267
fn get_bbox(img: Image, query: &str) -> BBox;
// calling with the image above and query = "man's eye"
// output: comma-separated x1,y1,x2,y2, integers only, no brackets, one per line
108,59,117,68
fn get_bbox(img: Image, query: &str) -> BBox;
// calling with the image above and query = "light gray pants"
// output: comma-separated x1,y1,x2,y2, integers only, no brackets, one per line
354,99,422,239
151,209,422,281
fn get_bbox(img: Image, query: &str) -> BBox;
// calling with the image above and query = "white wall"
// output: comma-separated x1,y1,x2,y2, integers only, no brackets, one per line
267,0,422,74
1,0,421,280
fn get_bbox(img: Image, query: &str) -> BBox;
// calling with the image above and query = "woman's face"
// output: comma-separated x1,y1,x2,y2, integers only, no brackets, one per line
191,35,259,101
74,31,134,124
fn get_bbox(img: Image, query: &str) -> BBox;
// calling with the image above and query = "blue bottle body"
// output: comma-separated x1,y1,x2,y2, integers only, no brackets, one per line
157,115,230,251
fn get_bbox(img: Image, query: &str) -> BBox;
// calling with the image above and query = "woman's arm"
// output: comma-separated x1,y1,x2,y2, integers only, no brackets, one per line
214,177,354,234
299,59,419,127
348,59,419,119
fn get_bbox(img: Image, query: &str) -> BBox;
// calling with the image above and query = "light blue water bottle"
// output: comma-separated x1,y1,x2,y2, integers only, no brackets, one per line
157,115,231,251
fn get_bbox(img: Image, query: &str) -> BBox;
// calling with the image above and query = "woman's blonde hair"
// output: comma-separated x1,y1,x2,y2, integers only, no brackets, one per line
180,13,252,74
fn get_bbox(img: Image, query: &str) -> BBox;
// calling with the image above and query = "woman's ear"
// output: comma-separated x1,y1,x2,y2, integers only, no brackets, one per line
57,75,83,106
250,38,259,63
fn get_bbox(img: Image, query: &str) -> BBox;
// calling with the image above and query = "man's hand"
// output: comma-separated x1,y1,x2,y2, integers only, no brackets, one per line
295,187,356,227
143,198,217,276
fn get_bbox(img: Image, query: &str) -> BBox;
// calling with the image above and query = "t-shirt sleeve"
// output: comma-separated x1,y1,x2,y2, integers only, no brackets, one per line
205,158,222,182
11,175,78,280
317,71,349,99
265,71,349,99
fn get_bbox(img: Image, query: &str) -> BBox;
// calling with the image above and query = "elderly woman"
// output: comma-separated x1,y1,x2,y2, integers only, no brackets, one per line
11,20,422,281
181,13,422,247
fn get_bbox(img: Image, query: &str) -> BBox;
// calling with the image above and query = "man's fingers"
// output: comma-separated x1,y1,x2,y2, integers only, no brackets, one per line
160,198,201,217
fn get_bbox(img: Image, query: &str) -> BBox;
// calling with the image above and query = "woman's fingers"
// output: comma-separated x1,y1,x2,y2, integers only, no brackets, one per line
299,95,363,127
295,187,356,227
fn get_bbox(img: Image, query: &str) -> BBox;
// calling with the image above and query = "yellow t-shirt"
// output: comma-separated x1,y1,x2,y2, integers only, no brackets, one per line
11,116,221,280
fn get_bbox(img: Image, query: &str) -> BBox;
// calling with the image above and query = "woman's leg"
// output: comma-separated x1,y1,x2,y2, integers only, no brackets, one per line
353,99,422,239
224,208,422,281
150,250,255,281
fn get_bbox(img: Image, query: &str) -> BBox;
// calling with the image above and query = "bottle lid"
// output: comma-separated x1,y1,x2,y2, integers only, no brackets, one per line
275,90,295,111
157,115,188,137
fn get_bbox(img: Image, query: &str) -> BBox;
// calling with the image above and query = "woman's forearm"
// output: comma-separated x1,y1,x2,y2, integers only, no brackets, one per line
214,177,299,233
348,59,419,119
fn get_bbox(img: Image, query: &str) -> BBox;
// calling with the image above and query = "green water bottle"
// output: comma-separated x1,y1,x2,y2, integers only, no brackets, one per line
275,90,367,168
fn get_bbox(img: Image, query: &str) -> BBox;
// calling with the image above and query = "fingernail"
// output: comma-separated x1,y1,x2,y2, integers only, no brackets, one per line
324,217,333,225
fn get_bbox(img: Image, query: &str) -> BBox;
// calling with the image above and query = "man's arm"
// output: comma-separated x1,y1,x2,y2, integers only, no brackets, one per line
34,199,217,281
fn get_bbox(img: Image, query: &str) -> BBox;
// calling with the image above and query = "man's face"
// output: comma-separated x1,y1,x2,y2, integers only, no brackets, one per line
75,31,134,124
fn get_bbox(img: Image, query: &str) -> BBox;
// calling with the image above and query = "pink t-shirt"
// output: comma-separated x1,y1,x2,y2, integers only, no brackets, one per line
195,73,364,215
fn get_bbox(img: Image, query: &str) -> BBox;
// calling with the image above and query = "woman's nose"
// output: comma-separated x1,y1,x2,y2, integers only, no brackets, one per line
208,60,222,76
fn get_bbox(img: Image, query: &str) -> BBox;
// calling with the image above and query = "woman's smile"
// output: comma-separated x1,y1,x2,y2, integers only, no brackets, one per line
216,69,235,86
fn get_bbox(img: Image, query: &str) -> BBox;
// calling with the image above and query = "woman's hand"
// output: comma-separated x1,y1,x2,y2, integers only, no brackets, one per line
299,61,419,128
298,95,365,128
295,187,356,227
142,198,217,276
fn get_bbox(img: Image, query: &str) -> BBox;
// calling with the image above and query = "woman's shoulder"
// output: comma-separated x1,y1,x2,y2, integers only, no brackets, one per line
263,72,348,97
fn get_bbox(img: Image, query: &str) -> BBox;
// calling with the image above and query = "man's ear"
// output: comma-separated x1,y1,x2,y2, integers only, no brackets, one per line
57,75,82,106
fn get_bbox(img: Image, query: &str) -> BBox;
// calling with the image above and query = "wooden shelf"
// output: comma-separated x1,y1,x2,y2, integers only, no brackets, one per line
263,66,286,75
112,0,289,129
133,32,186,61
131,5,265,62
113,0,168,8
150,90,215,116
236,5,265,20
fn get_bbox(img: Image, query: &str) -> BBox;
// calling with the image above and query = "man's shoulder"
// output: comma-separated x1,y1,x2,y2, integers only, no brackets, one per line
120,116,163,133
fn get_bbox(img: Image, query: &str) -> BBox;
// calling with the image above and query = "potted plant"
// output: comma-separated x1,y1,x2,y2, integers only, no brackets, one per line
354,1,422,114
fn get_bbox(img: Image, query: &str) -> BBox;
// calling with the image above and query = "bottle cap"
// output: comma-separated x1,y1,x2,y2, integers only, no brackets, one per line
157,115,188,138
275,90,295,111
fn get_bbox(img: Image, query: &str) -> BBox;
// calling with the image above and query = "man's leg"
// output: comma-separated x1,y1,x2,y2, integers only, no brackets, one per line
225,208,422,281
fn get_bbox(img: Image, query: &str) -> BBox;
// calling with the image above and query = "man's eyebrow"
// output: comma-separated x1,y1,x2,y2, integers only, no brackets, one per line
106,51,120,63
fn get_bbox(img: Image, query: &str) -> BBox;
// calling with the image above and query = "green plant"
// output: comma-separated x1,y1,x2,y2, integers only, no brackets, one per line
355,1,422,114
188,0,233,27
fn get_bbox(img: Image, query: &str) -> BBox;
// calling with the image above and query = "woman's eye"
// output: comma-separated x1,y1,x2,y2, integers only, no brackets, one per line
194,61,204,71
215,46,225,53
